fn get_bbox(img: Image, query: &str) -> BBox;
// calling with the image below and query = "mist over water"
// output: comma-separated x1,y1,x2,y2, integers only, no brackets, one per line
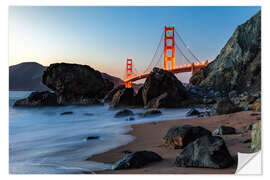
9,91,200,174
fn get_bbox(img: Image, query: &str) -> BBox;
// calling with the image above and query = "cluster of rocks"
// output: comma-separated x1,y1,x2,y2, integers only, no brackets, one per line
14,63,114,107
108,67,196,109
112,125,236,170
114,108,162,121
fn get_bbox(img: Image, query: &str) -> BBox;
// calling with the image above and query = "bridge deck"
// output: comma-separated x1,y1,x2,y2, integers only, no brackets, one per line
124,62,208,83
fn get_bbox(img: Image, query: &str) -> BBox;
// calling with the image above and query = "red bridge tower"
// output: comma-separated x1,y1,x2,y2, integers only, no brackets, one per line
125,58,132,88
164,26,175,70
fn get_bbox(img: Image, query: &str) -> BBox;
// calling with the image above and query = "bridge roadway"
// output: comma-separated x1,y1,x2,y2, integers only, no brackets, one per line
124,61,209,83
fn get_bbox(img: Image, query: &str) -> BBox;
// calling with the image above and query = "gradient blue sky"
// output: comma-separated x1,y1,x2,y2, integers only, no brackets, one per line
9,6,260,80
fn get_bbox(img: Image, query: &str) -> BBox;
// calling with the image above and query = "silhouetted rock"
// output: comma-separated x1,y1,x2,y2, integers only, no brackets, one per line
114,109,134,118
110,88,135,108
212,126,236,135
141,68,191,108
163,125,211,149
175,135,234,168
60,111,73,115
104,85,125,102
112,151,162,170
42,63,113,105
186,108,201,116
138,109,162,118
211,98,241,115
13,91,58,107
87,136,99,140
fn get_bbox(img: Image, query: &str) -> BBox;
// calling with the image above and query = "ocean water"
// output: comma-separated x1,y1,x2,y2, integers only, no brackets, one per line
9,91,201,174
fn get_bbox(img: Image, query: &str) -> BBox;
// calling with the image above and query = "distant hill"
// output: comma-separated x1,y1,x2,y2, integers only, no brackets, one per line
9,62,49,91
101,72,124,87
9,62,125,91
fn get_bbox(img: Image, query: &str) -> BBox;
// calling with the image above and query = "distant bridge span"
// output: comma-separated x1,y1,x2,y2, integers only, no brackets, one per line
124,26,210,88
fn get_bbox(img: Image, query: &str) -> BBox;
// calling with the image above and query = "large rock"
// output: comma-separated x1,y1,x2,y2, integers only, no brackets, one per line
175,135,234,168
104,85,125,103
190,11,261,95
13,91,58,107
142,68,190,108
211,98,241,115
109,88,135,108
112,151,162,170
251,121,261,152
138,109,162,118
212,126,236,135
114,109,134,118
163,125,211,149
42,63,113,105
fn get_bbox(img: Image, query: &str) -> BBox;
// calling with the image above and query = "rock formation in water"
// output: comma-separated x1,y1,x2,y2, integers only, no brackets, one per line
14,63,114,106
42,63,113,105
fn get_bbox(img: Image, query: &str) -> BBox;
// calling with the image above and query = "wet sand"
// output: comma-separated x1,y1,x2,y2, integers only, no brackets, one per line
87,111,260,174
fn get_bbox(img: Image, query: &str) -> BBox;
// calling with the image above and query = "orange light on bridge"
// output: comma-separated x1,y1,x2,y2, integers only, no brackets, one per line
187,64,191,67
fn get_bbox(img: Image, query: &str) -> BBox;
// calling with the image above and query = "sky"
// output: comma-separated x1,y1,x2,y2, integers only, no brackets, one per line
9,6,260,81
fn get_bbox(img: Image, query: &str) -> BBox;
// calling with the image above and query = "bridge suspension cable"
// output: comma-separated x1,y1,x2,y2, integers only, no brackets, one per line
175,29,201,63
143,30,165,73
175,43,192,64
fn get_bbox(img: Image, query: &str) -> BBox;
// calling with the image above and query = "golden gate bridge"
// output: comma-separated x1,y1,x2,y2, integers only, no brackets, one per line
124,26,210,88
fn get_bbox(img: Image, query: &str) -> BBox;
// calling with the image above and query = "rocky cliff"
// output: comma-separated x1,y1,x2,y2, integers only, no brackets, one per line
190,11,261,95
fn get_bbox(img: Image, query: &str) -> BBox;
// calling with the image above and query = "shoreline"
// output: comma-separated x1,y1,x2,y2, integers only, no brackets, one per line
87,111,260,174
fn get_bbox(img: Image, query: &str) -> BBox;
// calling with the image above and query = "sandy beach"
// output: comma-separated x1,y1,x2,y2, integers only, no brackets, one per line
88,111,260,174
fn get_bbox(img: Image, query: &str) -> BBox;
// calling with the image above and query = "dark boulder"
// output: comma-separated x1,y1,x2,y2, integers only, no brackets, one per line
42,63,113,105
138,109,162,118
175,135,234,168
163,125,211,149
109,88,135,108
114,109,134,118
112,151,162,170
60,111,73,115
141,68,191,108
87,136,99,140
186,108,201,116
212,126,236,135
212,98,241,115
13,91,58,107
104,85,125,103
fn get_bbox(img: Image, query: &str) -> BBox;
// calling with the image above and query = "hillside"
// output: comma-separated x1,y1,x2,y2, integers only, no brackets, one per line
190,11,261,95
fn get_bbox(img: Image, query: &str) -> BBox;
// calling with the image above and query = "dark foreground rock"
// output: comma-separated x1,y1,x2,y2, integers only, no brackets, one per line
212,126,236,135
112,151,162,170
87,136,99,140
13,91,58,107
211,98,241,115
114,109,134,118
186,108,201,116
60,111,73,115
138,109,162,118
163,125,211,149
141,68,191,108
42,63,113,105
110,88,135,108
175,135,234,168
104,85,125,103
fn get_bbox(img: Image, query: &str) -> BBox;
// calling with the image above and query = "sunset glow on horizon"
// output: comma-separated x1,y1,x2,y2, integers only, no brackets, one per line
9,6,260,81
